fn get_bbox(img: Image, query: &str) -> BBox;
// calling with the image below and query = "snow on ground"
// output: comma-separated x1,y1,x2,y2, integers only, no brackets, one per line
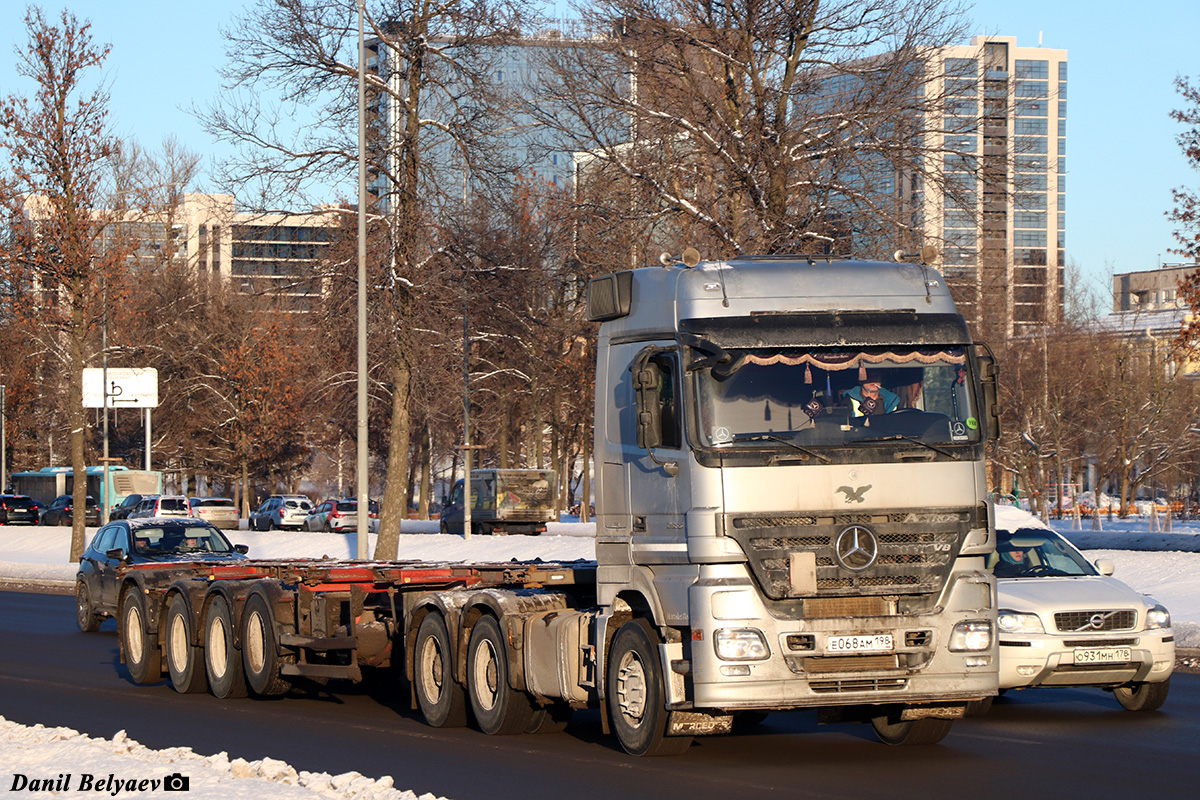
2,513,1198,798
0,716,446,800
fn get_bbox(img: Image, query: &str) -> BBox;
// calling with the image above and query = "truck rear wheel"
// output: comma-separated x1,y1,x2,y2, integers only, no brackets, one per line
1114,679,1170,712
120,586,160,684
870,712,953,745
414,613,467,728
164,594,207,694
205,595,248,699
241,594,291,696
607,619,692,756
466,615,537,734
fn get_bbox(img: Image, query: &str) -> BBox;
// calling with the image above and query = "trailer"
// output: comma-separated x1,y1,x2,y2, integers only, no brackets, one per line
99,255,1001,755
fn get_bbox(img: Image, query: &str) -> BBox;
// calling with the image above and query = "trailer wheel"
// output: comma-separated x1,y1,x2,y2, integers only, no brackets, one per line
466,616,537,735
76,580,102,633
414,613,468,728
1114,679,1170,712
120,586,160,685
870,712,953,745
241,594,291,696
607,619,692,756
205,595,249,699
164,594,207,694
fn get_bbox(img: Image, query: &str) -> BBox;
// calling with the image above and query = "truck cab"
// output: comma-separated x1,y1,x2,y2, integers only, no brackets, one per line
587,255,999,750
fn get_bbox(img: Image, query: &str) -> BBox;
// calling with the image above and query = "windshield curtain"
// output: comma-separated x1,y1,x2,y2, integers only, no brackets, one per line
694,346,980,449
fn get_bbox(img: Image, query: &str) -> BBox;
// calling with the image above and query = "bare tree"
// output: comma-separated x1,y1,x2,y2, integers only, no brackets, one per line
528,0,973,262
203,0,535,557
0,7,131,558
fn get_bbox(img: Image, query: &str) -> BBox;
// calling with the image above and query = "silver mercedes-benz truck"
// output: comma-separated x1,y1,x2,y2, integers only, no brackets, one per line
583,254,999,752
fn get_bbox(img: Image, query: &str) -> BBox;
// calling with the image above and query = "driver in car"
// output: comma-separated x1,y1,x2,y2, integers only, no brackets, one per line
844,371,900,418
993,546,1030,577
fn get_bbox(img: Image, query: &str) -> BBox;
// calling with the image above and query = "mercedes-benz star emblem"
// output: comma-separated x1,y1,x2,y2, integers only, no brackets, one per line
835,525,879,571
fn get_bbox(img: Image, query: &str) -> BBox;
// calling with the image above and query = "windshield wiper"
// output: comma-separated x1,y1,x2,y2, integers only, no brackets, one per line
850,434,960,460
728,433,831,463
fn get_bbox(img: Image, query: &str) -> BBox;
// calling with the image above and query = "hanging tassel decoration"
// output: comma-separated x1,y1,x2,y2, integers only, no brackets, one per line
858,360,867,382
805,364,813,384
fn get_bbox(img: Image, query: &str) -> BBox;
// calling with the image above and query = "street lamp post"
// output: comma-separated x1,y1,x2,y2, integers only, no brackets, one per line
355,0,369,559
1,384,6,493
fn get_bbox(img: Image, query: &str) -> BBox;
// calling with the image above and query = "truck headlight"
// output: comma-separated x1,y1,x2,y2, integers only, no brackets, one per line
949,620,993,652
714,628,771,661
1145,605,1171,630
997,610,1044,634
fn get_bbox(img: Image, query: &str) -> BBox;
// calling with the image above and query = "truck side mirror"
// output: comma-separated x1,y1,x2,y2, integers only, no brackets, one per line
634,362,663,450
974,349,1000,441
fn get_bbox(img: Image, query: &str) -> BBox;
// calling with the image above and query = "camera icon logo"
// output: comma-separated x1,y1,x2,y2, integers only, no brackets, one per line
163,773,190,792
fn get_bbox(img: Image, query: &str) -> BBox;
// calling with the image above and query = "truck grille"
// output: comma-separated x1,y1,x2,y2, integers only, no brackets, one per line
725,508,976,601
1054,610,1137,632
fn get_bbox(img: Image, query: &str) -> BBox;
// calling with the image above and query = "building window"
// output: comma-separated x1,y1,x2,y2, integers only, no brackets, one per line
1015,193,1047,210
1016,99,1048,117
1015,230,1047,247
1015,119,1047,135
1014,211,1047,228
1057,137,1066,155
1015,60,1049,79
1015,155,1048,172
944,134,977,152
1058,62,1068,80
945,78,977,96
1017,136,1048,154
1015,80,1048,98
1058,101,1067,118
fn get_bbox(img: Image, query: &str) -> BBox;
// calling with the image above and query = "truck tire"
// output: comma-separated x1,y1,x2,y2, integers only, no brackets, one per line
205,595,249,699
414,613,468,728
870,711,953,745
241,593,291,696
76,580,102,633
120,586,161,685
164,594,207,694
607,619,692,756
466,615,537,735
1114,679,1170,712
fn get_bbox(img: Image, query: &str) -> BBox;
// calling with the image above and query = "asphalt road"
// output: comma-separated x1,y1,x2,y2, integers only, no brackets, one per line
2,590,1198,800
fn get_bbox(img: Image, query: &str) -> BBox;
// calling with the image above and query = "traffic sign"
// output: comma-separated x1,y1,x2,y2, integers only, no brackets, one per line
82,368,159,408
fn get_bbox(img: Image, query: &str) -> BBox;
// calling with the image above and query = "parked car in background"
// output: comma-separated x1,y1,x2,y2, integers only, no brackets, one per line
249,495,312,531
303,498,380,533
40,494,101,527
109,493,149,521
74,517,249,632
0,494,41,525
188,496,240,529
984,507,1174,714
128,495,191,520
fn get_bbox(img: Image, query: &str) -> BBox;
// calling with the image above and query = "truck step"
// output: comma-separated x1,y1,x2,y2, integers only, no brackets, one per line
281,663,363,681
280,633,357,651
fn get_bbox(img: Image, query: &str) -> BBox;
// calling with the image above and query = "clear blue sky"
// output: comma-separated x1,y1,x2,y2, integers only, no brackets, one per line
2,0,1197,295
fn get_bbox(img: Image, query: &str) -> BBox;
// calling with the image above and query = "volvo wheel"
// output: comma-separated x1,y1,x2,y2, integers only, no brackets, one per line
76,580,102,633
1114,679,1170,712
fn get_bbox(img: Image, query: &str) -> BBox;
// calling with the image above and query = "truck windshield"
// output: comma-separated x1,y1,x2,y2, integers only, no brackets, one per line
694,346,980,450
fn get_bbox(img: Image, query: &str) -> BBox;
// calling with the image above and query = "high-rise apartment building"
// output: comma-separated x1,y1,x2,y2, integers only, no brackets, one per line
930,36,1068,337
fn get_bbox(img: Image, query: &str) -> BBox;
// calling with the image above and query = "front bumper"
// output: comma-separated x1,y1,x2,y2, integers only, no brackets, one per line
998,630,1175,688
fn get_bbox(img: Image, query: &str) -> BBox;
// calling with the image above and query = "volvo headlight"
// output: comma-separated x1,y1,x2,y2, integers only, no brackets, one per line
1145,604,1171,630
714,628,770,661
997,610,1044,634
949,620,993,652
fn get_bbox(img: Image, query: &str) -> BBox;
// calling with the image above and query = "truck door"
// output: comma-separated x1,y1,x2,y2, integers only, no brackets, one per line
627,348,692,564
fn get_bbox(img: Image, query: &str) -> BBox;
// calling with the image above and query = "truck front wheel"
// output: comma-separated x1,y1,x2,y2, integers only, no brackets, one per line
606,619,692,756
870,711,953,745
414,613,468,728
120,586,160,684
466,616,537,734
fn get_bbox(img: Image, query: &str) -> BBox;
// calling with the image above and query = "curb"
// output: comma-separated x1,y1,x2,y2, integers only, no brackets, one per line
0,578,73,596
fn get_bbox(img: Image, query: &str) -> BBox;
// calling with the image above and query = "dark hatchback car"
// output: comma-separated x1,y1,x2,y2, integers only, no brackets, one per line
110,493,149,521
75,518,250,632
41,494,101,526
0,494,41,525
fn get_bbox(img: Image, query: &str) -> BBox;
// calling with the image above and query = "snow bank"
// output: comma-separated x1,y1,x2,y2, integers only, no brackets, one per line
0,716,447,800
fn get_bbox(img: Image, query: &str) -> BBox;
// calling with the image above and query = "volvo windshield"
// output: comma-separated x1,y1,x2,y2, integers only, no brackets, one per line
694,346,980,450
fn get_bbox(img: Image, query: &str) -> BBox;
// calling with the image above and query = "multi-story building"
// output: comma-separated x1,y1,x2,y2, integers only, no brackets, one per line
1112,262,1198,312
929,36,1068,337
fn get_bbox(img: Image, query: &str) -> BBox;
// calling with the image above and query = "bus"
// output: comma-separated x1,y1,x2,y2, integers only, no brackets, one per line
10,466,164,516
